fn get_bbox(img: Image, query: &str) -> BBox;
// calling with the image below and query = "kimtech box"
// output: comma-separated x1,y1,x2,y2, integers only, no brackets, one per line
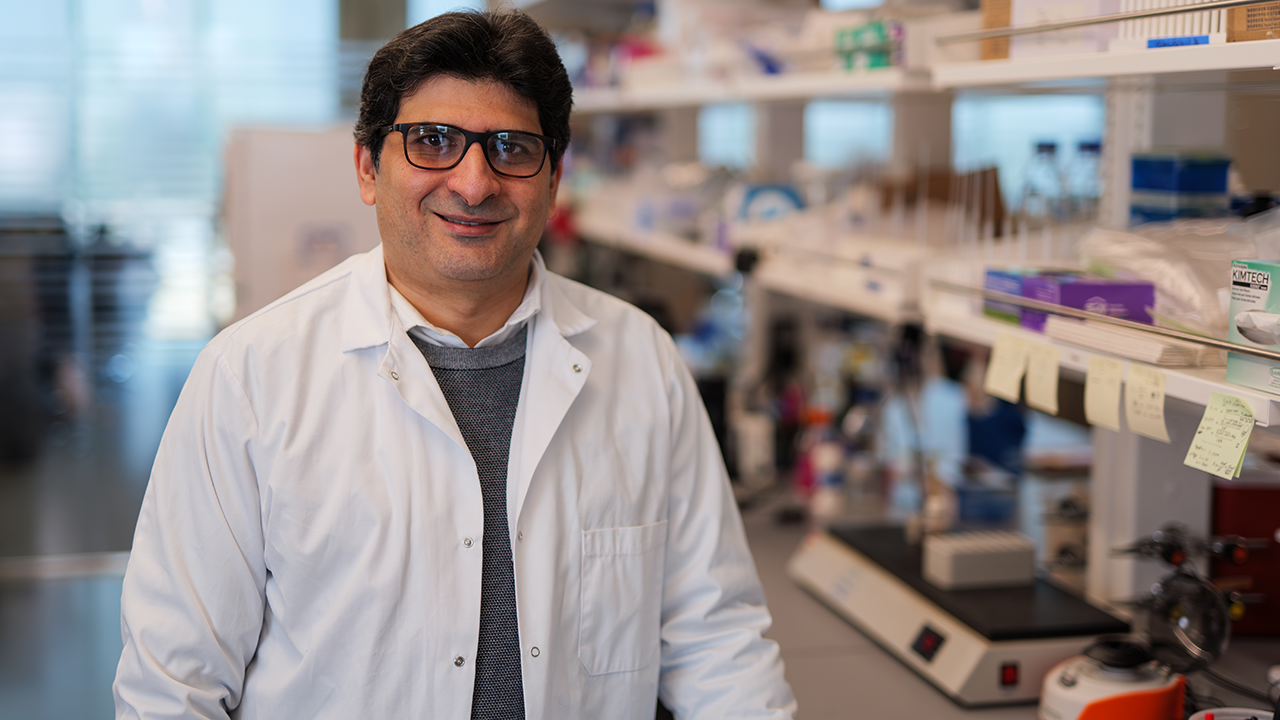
1227,259,1280,394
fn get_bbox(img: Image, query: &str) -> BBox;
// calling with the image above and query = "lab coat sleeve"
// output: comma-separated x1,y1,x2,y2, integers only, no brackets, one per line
114,345,267,719
655,342,798,720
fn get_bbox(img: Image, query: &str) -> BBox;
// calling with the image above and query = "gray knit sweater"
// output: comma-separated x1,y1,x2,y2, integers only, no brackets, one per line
412,326,527,720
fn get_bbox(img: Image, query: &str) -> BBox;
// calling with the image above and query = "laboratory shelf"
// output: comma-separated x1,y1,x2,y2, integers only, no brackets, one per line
574,210,736,278
571,67,926,113
922,300,1280,427
734,217,928,323
933,38,1280,88
753,252,921,324
734,68,932,100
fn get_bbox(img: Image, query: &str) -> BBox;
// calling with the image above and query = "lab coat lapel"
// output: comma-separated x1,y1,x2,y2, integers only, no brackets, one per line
380,330,470,454
512,276,596,521
341,245,469,454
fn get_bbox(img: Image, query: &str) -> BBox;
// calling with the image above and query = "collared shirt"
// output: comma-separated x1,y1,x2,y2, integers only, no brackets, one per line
388,259,543,348
114,246,796,720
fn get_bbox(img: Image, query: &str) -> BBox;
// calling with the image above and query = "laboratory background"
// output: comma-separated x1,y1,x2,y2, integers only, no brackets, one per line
2,0,1280,718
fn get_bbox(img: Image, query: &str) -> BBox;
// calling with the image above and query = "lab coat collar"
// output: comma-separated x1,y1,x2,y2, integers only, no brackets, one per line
337,242,600,539
340,245,597,353
341,244,395,353
530,250,597,340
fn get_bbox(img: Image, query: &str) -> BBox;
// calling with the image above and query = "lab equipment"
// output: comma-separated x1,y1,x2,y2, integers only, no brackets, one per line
788,525,1128,706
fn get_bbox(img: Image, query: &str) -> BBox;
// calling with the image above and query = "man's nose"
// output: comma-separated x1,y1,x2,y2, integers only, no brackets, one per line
446,142,501,206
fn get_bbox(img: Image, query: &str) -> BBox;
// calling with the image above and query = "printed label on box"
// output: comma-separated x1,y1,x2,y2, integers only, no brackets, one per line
1227,260,1280,395
1228,1,1280,42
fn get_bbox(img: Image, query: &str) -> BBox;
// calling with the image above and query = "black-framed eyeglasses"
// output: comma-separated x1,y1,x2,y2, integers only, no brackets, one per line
379,123,556,179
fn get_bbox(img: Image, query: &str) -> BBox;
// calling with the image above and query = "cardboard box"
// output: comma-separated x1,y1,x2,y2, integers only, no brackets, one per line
981,0,1012,59
1021,273,1155,332
1227,0,1280,42
1227,260,1280,395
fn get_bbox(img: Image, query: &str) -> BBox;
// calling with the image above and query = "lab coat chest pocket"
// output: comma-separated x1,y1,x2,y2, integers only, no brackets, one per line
578,520,668,675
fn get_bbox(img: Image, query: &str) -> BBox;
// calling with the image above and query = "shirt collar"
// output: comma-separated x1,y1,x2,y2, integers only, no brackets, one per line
388,253,544,349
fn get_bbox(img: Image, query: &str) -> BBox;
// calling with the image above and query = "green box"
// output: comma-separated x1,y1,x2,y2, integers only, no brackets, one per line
1227,259,1280,395
835,20,902,70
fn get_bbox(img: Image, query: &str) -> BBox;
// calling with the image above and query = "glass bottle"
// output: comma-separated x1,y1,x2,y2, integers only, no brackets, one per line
1067,140,1102,223
1019,141,1065,228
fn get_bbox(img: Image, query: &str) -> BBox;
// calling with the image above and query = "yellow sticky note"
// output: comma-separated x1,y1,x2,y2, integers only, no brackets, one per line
1125,365,1170,443
1084,355,1124,431
984,333,1028,404
1025,342,1060,415
1184,393,1254,481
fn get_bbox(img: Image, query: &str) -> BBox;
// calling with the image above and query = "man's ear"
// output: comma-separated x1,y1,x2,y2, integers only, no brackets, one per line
548,157,564,207
355,144,377,207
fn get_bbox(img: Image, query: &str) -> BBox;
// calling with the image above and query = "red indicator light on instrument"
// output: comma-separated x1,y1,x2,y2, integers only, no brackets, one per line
1232,545,1248,564
911,626,946,662
1000,662,1019,687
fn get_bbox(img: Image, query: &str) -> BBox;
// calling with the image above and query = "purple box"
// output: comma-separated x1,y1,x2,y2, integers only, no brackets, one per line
1021,274,1155,332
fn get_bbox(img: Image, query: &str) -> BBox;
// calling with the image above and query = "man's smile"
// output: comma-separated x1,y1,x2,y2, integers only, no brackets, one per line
435,211,503,229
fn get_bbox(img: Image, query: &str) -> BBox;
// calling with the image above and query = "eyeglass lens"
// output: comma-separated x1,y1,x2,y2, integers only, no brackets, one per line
403,124,547,177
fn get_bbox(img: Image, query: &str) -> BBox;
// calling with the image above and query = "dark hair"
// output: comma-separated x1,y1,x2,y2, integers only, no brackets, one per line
354,10,573,171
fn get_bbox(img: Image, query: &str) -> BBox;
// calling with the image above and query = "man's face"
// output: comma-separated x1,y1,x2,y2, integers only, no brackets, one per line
356,75,562,296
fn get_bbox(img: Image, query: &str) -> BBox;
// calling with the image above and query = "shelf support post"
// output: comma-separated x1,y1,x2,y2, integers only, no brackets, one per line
752,100,805,183
1099,77,1153,230
891,91,953,179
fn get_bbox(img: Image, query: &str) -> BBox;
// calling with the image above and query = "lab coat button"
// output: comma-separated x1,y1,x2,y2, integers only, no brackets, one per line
517,531,523,541
454,656,465,667
572,364,582,373
530,647,540,657
390,371,399,380
463,537,473,548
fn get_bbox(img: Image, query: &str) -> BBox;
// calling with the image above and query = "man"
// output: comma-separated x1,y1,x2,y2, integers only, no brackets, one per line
114,10,795,720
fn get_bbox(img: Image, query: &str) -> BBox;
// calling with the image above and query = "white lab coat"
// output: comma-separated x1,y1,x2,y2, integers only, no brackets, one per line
114,246,796,720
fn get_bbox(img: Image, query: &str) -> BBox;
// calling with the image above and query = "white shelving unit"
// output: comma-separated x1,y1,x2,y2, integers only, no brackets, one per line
917,244,1280,425
923,300,1280,426
573,209,735,278
753,252,920,323
730,213,931,323
574,68,930,113
933,38,1280,87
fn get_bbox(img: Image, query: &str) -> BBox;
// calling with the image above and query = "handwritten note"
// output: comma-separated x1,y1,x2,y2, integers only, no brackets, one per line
984,333,1028,403
1025,342,1060,415
1184,393,1254,480
1084,356,1124,431
1125,365,1170,443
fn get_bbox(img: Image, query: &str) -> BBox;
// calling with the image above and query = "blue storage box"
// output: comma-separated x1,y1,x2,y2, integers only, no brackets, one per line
1130,151,1231,224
